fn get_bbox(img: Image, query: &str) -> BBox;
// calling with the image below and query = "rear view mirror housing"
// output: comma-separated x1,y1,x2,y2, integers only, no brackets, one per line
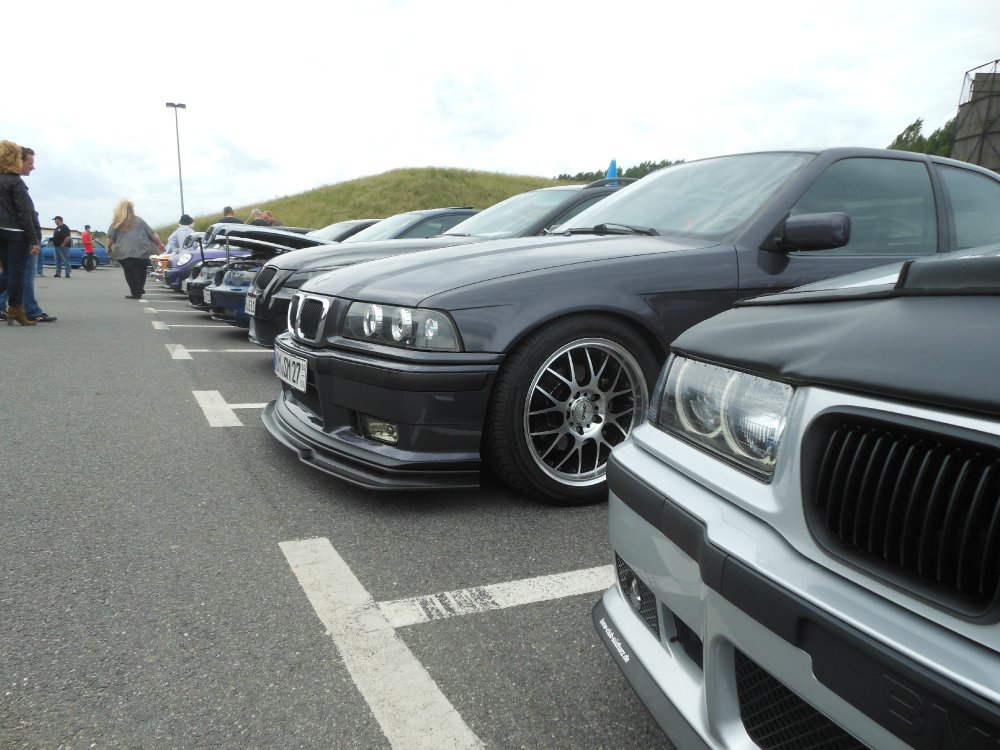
770,211,851,252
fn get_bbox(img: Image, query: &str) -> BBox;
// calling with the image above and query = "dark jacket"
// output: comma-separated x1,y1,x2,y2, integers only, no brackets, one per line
0,173,40,245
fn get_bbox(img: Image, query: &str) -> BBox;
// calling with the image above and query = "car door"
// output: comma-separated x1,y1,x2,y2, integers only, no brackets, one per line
737,156,944,298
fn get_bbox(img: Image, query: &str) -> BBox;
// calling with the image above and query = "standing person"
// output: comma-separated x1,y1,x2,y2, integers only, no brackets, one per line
262,210,282,227
52,215,72,278
106,199,165,299
0,146,56,322
0,140,40,326
248,208,267,226
81,223,97,271
165,214,194,254
219,206,242,224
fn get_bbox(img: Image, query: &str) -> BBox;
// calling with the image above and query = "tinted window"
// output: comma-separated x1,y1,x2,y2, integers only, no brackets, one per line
936,165,1000,249
444,188,581,239
544,194,608,231
343,213,419,242
790,158,937,256
400,213,470,238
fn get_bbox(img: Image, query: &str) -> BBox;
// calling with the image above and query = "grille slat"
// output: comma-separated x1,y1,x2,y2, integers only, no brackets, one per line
809,417,1000,614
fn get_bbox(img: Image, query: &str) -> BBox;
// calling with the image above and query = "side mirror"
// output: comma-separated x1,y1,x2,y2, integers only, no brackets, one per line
774,211,851,251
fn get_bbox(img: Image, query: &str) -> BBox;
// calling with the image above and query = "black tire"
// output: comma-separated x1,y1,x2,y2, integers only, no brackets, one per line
82,255,97,272
484,315,658,506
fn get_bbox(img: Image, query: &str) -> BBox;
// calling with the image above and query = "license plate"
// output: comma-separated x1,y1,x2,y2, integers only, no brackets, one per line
181,279,189,292
275,348,308,392
245,292,257,316
203,288,212,305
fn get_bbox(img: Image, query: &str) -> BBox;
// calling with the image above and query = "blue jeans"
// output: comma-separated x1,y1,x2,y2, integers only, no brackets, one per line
0,250,43,316
55,245,72,276
37,252,44,275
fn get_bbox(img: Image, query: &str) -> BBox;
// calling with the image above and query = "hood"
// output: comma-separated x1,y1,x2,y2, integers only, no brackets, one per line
302,233,712,306
269,235,482,272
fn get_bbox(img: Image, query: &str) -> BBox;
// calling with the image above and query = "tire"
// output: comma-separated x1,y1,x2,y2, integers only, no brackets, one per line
82,255,97,272
484,315,658,506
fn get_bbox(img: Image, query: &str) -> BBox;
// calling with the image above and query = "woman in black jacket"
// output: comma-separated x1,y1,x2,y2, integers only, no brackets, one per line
0,140,40,326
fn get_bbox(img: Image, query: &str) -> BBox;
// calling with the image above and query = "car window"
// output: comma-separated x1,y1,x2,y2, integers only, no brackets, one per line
935,165,1000,249
444,188,581,239
790,157,937,256
399,213,470,238
342,213,418,242
543,194,608,231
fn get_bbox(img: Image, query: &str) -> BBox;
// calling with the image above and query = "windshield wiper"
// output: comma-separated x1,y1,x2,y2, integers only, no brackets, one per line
566,223,659,236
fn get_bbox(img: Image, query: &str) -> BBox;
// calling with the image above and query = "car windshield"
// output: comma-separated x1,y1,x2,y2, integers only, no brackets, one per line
442,187,582,239
308,221,363,241
555,152,815,239
341,213,419,242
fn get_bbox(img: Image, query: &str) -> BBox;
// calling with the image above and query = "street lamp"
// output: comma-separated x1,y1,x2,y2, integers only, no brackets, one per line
165,102,187,216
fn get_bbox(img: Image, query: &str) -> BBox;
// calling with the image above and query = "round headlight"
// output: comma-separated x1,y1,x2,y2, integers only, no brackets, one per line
722,374,790,464
672,359,726,438
423,317,439,340
391,308,412,342
363,305,383,337
176,253,192,266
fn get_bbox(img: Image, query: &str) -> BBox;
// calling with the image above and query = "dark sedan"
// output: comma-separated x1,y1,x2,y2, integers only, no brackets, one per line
247,182,627,347
263,148,1000,505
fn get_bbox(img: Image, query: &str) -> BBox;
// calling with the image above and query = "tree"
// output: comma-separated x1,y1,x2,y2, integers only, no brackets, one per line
556,158,682,183
888,117,957,157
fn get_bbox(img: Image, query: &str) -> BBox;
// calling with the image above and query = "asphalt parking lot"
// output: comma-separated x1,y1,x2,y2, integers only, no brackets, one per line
1,268,672,749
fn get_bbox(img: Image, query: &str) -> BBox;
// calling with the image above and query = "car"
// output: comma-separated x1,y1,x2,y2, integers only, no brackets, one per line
247,183,626,347
593,244,1000,749
261,147,1000,505
199,220,384,324
41,235,111,268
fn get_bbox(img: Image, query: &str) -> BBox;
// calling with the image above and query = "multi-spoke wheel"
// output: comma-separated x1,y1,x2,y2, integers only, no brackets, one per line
485,316,657,505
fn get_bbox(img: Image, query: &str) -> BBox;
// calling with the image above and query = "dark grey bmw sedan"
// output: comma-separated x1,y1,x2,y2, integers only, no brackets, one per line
263,148,1000,505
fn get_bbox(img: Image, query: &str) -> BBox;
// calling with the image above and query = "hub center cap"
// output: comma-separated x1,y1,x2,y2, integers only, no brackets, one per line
570,397,598,427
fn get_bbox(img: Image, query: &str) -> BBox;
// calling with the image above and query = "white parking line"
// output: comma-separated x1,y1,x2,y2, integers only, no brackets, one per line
193,390,267,426
145,307,205,314
281,538,484,750
152,321,230,329
378,564,614,627
167,344,271,360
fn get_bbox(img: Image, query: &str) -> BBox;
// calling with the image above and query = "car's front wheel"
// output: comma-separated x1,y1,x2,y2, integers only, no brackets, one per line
484,316,657,506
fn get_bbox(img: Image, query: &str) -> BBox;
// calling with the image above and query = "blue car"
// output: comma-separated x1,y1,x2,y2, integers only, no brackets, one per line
41,235,111,268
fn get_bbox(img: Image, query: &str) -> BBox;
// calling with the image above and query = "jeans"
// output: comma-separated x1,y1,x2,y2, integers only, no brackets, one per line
55,245,72,276
0,251,44,316
0,230,30,306
37,252,44,275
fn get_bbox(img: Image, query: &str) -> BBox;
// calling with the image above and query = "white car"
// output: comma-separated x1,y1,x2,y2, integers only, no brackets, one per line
594,245,1000,749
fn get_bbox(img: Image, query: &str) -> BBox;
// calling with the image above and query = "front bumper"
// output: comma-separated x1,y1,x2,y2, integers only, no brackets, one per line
208,288,251,327
262,334,501,490
597,444,1000,750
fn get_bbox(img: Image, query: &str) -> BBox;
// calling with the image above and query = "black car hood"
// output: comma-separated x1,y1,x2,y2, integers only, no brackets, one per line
302,234,714,306
267,235,480,272
671,250,1000,417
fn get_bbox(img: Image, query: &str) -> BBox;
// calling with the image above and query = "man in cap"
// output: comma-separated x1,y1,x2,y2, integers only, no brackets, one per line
165,214,195,254
51,215,72,277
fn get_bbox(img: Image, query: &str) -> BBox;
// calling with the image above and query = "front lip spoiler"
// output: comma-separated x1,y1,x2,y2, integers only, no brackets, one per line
261,399,481,491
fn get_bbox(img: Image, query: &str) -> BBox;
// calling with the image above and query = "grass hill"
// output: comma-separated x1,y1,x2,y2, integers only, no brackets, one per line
155,167,574,236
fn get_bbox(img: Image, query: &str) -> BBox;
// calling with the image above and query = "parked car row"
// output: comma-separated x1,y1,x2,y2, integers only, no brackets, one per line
150,148,1000,746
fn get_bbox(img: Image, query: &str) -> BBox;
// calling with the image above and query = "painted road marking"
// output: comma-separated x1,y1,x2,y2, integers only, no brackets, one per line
145,307,205,314
193,390,267,426
152,321,230,329
378,564,614,628
167,344,270,360
281,538,484,749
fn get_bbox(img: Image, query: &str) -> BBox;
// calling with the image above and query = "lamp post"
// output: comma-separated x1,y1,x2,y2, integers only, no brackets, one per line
165,102,187,216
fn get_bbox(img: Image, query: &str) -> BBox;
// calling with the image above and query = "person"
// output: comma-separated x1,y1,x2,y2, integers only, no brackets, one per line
0,146,56,322
218,206,242,224
165,214,194,254
106,199,164,299
248,208,267,226
81,223,97,271
51,215,72,278
262,210,282,227
0,140,40,326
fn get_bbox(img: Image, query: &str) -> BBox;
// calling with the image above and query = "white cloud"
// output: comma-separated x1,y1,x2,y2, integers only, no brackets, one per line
4,0,997,231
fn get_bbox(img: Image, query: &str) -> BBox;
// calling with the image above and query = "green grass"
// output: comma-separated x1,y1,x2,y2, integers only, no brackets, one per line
156,167,574,236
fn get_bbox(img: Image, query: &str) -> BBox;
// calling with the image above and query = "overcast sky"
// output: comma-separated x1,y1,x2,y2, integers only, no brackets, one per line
5,0,997,232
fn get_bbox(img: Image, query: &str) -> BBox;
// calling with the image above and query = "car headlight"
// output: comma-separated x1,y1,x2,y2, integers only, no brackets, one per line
175,253,192,267
650,355,793,479
226,269,258,286
343,302,461,351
